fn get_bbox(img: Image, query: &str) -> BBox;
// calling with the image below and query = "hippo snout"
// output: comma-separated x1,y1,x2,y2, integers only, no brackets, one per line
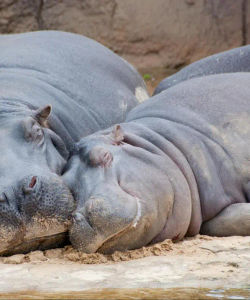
70,193,140,253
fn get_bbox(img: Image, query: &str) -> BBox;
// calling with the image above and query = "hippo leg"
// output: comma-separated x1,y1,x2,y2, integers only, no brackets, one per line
200,203,250,236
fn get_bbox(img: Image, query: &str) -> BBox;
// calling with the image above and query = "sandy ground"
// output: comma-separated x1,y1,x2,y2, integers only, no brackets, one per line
0,235,249,295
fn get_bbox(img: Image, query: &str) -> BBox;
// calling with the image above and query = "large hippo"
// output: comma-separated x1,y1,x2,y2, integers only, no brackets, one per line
63,73,250,254
0,31,148,255
154,45,250,95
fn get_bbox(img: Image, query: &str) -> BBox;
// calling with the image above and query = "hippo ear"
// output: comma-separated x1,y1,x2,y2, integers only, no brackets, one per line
111,124,124,145
34,105,52,126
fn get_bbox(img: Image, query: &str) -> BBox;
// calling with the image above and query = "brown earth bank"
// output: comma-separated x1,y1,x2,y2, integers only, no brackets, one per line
0,0,249,69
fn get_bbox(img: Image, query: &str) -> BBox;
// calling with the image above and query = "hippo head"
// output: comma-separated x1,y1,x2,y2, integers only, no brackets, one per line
63,124,174,254
0,103,74,255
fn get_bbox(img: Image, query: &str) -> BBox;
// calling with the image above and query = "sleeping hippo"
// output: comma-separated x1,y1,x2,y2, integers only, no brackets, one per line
154,45,250,94
63,72,250,254
0,31,148,255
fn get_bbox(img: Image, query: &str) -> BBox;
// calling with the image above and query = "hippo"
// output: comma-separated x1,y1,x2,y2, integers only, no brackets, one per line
0,31,148,255
154,45,250,95
63,73,250,254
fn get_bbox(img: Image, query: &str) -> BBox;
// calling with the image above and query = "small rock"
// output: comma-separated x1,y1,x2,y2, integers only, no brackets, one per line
44,248,63,259
227,262,239,268
3,254,26,264
27,251,47,262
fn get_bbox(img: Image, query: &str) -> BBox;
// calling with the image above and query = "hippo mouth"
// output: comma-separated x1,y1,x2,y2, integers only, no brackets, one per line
96,194,142,253
0,212,72,256
69,181,143,254
1,232,68,256
0,175,75,256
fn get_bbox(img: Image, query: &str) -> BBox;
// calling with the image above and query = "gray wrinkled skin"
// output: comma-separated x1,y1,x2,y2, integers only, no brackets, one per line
0,31,147,255
63,73,250,254
154,45,250,95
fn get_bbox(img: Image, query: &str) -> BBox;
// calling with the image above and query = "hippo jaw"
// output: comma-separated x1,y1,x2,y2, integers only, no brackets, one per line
96,196,142,253
70,193,142,254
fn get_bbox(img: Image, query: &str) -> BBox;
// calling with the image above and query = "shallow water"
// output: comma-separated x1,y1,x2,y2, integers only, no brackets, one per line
0,288,249,300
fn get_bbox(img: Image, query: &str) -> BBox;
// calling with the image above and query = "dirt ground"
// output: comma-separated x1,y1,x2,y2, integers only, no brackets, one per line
0,235,249,295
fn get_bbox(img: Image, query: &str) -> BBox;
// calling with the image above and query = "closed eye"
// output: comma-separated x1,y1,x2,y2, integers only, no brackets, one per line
47,129,69,160
32,125,44,145
23,118,44,146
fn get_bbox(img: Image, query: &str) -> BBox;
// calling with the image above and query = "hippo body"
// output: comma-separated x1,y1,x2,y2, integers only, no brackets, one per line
0,31,148,255
154,45,250,95
64,73,250,253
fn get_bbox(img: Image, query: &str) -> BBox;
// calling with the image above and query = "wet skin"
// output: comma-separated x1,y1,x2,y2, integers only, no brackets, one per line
63,73,250,254
0,31,147,255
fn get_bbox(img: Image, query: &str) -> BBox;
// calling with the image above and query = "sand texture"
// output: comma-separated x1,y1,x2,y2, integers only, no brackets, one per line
0,235,249,294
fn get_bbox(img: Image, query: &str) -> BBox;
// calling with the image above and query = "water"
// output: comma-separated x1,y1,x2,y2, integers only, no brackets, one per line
0,288,249,300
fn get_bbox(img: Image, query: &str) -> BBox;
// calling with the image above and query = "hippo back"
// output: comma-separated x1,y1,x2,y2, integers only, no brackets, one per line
0,31,148,141
154,45,250,95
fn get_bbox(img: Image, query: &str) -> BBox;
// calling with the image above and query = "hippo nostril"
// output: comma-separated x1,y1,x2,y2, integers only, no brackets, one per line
22,176,38,195
29,176,37,188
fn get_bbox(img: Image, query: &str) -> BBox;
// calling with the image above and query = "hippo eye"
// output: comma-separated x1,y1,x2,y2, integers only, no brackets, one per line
30,123,44,145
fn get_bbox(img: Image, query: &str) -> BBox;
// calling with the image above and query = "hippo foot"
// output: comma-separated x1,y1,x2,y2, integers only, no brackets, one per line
200,203,250,236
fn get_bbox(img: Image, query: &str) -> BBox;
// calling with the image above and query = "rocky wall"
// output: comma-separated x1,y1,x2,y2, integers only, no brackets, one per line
0,0,249,69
